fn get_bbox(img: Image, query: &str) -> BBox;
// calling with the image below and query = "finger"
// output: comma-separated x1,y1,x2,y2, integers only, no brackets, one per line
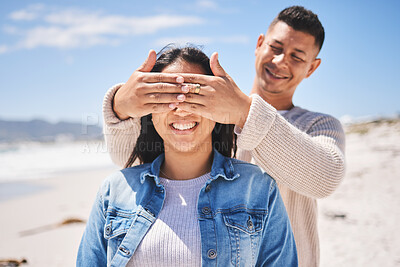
143,103,179,114
137,50,157,72
145,93,189,103
181,83,208,94
143,82,187,94
210,52,227,77
177,102,230,124
183,93,208,105
141,72,185,84
179,73,214,84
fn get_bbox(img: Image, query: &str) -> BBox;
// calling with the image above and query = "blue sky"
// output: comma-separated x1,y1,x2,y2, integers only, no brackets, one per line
0,0,399,124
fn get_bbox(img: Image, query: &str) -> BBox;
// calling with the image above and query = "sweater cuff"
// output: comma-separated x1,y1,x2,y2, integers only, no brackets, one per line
103,83,140,130
236,94,277,150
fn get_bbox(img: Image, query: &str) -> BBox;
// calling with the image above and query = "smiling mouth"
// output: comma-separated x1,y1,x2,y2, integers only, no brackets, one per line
265,67,289,79
171,122,198,131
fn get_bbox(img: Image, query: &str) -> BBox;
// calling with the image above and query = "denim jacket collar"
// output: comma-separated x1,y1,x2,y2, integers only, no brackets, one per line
140,148,240,185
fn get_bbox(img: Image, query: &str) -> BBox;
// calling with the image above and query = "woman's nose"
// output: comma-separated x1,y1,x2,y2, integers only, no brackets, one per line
174,107,193,117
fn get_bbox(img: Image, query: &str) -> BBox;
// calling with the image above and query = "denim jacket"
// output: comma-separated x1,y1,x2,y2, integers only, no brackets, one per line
77,150,298,266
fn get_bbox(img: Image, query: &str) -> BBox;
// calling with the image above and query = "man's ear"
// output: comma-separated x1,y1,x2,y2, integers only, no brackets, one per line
306,58,321,78
255,34,265,55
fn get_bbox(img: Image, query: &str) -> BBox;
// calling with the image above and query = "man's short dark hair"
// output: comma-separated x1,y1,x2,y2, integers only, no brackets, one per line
270,6,325,52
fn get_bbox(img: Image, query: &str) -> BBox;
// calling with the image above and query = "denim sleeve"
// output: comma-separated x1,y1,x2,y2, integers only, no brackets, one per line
76,189,108,267
256,177,298,266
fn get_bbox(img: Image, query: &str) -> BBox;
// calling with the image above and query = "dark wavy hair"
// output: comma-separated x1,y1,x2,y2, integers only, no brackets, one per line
270,5,325,52
125,46,237,167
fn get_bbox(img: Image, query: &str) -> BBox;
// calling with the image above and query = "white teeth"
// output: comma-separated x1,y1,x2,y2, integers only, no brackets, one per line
272,72,283,78
172,122,196,130
268,69,286,78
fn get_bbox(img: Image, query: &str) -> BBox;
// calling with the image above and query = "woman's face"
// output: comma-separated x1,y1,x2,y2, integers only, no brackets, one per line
152,60,216,153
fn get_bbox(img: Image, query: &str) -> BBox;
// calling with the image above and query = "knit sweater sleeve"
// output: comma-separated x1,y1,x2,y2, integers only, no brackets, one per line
237,94,345,199
103,83,141,167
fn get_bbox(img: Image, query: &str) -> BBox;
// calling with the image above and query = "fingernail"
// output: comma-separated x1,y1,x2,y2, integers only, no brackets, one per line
176,77,184,83
177,94,185,101
181,85,189,93
169,103,176,109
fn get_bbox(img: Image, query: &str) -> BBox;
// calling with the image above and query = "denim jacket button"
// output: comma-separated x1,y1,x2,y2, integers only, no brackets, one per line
247,217,254,230
202,207,211,214
105,225,112,235
119,246,130,255
145,208,155,217
205,184,211,192
207,249,217,259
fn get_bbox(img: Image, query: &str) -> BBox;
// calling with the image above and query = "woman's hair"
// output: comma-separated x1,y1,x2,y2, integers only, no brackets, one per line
125,46,237,167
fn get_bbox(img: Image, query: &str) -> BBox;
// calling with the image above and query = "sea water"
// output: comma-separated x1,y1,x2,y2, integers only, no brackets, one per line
0,140,114,183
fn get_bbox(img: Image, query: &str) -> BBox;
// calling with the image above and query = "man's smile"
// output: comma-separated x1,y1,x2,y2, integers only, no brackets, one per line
265,66,289,80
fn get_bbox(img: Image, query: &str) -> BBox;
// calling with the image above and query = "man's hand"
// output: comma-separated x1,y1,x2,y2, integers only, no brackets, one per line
113,50,186,120
177,52,251,127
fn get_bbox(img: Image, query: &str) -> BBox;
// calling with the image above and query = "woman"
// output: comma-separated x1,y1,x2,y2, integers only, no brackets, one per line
77,47,298,266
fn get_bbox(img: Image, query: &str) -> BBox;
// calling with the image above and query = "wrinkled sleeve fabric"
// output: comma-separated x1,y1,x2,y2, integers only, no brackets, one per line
103,83,141,167
237,94,345,199
257,176,298,266
77,184,108,266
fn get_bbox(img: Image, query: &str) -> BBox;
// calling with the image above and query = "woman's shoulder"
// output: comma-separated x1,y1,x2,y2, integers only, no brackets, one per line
219,157,278,204
230,158,275,184
121,163,153,175
101,163,153,189
230,158,265,173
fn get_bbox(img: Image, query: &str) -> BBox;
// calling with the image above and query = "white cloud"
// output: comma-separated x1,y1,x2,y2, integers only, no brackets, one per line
154,35,249,47
17,26,119,49
194,0,238,14
9,4,45,21
2,5,204,53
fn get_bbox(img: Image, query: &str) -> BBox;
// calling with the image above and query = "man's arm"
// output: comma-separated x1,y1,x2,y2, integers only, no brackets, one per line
103,84,141,167
171,54,345,199
104,51,345,198
238,94,345,199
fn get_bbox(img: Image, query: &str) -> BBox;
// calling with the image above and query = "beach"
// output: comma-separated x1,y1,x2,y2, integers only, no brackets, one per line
0,167,117,267
319,119,400,266
0,120,399,266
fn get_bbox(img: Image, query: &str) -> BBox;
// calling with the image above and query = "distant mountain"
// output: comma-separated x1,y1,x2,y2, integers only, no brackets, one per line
0,119,103,143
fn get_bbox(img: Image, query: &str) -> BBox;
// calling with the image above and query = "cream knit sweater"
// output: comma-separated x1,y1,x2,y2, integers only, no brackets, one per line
102,84,346,267
127,174,208,267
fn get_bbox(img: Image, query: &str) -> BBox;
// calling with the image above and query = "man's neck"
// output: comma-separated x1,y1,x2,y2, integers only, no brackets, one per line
251,81,294,111
161,144,213,180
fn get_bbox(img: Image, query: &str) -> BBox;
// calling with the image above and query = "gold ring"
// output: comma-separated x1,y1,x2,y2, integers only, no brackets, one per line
194,84,201,94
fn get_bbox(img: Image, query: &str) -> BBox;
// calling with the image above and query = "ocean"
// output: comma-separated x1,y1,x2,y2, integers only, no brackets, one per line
0,140,115,183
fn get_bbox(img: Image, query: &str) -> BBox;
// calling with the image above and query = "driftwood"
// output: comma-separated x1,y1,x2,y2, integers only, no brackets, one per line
19,217,86,237
0,258,27,267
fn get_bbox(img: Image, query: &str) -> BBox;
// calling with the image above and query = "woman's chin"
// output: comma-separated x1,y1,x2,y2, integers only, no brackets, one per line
165,142,209,154
170,143,199,153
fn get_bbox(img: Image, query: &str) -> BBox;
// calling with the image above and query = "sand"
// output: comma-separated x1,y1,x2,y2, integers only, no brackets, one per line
0,120,399,266
0,167,117,267
318,120,400,266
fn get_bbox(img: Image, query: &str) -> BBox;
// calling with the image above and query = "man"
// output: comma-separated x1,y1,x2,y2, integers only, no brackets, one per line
102,6,345,267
